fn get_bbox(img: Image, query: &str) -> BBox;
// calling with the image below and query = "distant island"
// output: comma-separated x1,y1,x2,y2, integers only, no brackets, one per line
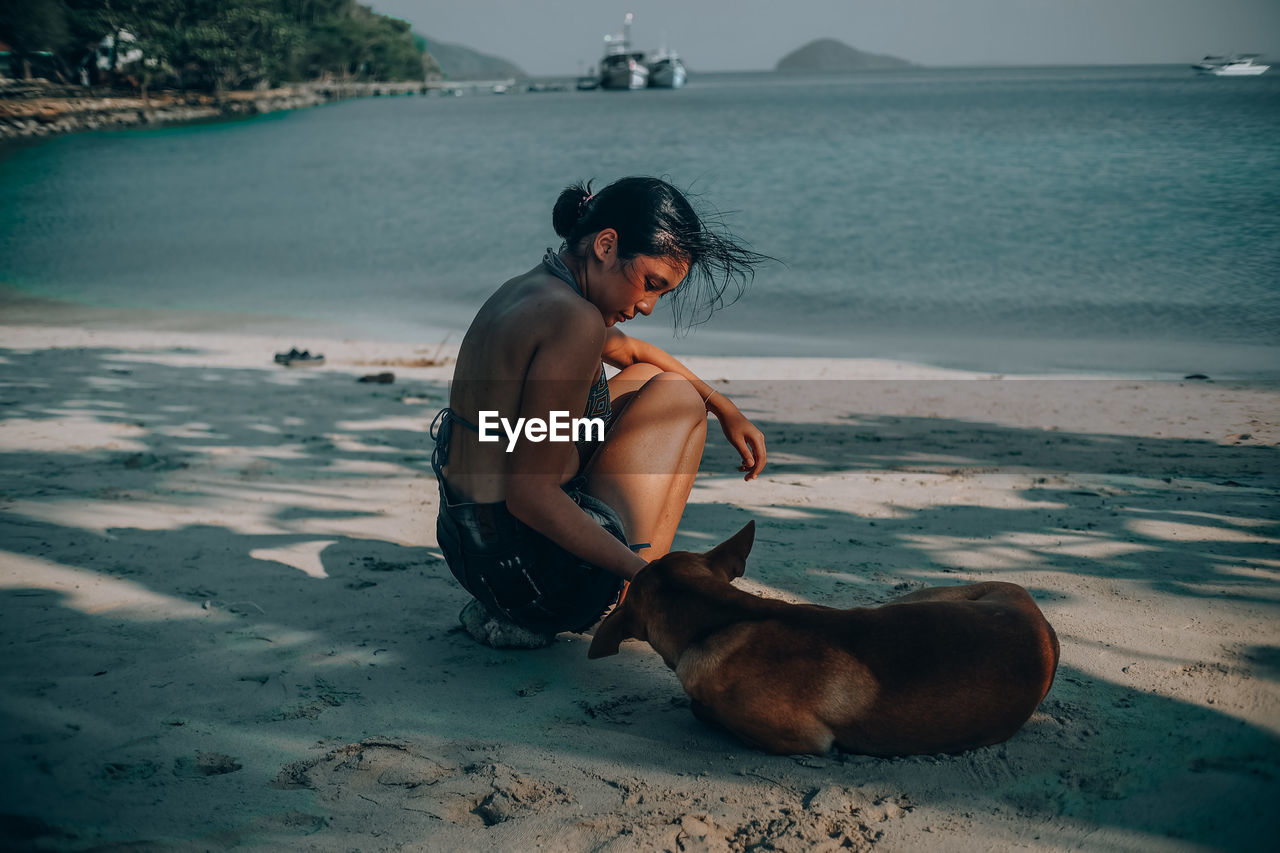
418,37,526,81
776,39,915,72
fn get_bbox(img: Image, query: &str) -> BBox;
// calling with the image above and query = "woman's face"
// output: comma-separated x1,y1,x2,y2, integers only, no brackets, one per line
597,252,689,327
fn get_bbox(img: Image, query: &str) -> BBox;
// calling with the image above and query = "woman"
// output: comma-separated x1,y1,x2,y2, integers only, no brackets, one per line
432,176,768,648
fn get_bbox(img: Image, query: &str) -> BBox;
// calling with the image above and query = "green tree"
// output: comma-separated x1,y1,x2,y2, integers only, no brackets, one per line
179,1,300,95
0,0,71,80
64,0,188,97
6,0,432,92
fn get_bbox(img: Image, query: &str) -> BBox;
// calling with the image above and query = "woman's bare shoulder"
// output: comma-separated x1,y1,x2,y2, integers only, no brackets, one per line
490,269,602,341
455,269,603,376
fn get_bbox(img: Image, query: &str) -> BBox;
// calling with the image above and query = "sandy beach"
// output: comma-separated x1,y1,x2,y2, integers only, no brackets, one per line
1,311,1277,851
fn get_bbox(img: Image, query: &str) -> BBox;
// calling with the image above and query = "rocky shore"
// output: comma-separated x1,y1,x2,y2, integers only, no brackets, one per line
0,80,429,140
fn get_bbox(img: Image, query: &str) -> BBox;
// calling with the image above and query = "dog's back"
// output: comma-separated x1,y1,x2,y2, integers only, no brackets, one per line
589,523,1060,756
656,579,1057,755
847,582,1059,755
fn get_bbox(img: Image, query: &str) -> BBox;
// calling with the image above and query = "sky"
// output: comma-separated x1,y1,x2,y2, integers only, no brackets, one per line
370,0,1280,76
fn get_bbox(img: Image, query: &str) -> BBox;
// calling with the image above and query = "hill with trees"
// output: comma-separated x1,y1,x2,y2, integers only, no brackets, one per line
1,0,442,94
416,36,524,81
776,38,914,72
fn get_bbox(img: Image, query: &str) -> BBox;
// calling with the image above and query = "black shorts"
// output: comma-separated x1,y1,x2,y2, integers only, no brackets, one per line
434,475,626,635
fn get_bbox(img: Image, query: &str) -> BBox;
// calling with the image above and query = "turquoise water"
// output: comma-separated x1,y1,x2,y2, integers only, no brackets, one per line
2,66,1278,375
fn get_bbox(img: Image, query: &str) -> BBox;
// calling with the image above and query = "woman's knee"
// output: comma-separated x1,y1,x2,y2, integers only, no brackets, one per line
615,362,664,383
640,372,706,421
608,362,664,399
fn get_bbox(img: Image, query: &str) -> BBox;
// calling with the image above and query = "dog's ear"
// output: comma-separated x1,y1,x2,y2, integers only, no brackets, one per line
588,598,639,659
706,521,755,580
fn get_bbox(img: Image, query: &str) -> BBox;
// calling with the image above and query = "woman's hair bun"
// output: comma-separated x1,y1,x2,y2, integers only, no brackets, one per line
552,181,594,239
550,176,772,330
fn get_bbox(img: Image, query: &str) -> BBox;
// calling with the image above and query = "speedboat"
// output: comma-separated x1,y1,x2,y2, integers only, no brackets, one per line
647,47,687,88
599,13,648,90
1192,54,1269,76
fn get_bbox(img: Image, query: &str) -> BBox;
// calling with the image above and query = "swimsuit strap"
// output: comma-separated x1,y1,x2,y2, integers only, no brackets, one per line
542,249,581,294
542,249,612,422
448,408,480,433
432,407,478,435
430,407,479,474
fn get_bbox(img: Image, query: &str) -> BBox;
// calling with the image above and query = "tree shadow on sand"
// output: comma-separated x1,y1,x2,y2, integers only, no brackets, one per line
1,347,1277,849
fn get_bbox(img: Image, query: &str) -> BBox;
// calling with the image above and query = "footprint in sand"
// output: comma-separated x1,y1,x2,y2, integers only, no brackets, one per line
101,760,161,782
577,694,655,724
272,739,571,827
270,677,356,721
172,751,242,777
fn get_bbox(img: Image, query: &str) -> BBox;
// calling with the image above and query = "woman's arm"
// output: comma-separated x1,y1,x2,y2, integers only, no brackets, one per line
504,310,648,580
601,328,767,480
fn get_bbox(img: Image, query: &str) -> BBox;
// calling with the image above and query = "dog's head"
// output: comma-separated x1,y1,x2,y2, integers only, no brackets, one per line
587,521,755,659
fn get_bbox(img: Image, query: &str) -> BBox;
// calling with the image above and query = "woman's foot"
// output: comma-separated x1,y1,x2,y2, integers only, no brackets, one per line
458,599,555,649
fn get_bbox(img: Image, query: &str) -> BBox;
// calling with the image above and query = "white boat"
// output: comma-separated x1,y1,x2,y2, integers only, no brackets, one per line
647,47,687,88
1192,54,1269,76
599,13,648,90
1213,56,1269,76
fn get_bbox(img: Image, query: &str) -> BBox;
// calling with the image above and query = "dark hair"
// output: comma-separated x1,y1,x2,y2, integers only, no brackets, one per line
552,176,769,330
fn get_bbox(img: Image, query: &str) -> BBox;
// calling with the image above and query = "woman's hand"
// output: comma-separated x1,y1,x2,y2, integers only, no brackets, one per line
707,392,767,480
605,329,767,480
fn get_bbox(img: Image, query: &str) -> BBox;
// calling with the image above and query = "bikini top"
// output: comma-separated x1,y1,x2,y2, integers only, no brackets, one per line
542,249,612,422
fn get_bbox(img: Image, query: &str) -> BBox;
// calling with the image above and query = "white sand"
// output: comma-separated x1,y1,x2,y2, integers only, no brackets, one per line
1,319,1277,852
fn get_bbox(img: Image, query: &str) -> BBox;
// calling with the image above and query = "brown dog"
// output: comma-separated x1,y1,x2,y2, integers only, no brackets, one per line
588,522,1059,756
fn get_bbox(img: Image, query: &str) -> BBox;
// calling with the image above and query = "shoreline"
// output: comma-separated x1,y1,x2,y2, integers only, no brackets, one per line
0,80,431,141
5,281,1278,382
0,318,1277,850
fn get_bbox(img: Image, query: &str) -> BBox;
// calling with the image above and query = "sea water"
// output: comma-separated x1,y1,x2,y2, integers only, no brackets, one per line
2,66,1278,376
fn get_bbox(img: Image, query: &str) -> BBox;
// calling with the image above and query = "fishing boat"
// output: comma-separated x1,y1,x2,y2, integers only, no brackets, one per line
599,13,648,90
1192,54,1269,76
647,47,687,88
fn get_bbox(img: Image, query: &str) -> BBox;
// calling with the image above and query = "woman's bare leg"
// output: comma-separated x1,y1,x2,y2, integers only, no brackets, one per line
586,367,707,560
607,362,664,401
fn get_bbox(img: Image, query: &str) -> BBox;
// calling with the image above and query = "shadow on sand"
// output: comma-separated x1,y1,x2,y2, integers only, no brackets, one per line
1,346,1277,849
